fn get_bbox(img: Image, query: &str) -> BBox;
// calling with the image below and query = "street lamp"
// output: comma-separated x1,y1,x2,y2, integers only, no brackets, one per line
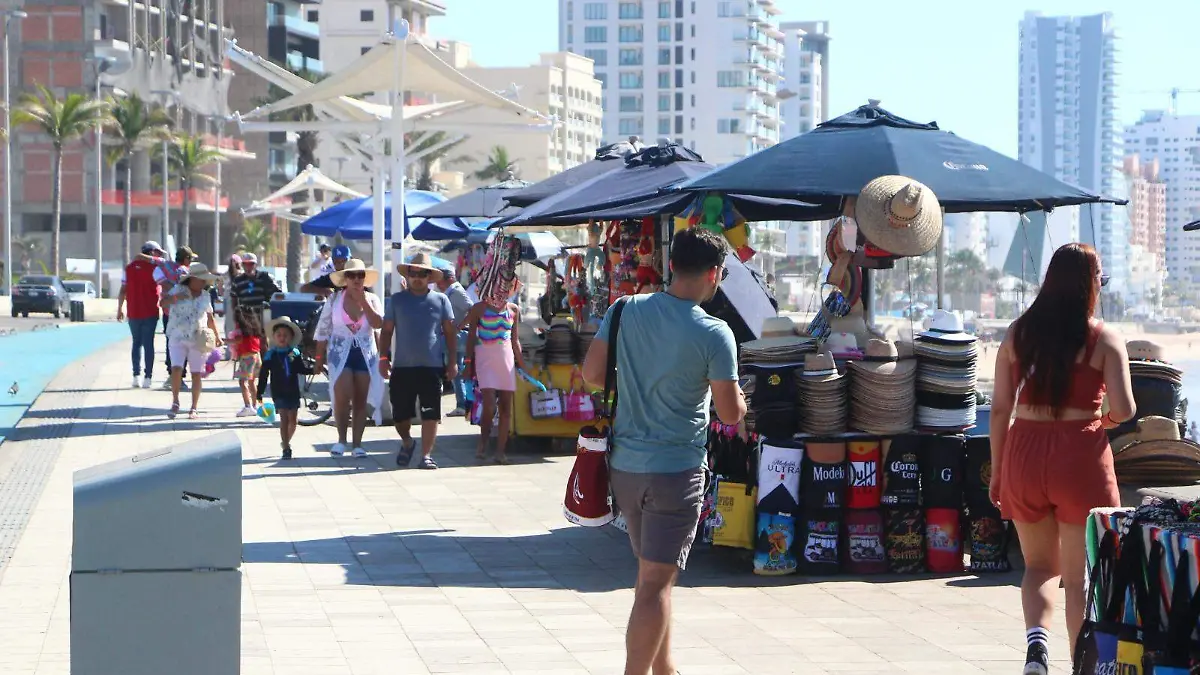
151,89,181,252
89,55,115,296
2,9,26,296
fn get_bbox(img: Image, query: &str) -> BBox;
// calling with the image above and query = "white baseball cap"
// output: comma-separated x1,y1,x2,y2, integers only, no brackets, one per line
242,253,258,264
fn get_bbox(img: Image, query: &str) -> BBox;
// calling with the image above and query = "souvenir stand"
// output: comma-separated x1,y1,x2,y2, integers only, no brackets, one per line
676,103,1127,577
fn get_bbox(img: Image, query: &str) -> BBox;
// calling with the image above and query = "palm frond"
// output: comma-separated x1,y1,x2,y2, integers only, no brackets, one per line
106,93,174,154
13,84,109,147
161,133,226,188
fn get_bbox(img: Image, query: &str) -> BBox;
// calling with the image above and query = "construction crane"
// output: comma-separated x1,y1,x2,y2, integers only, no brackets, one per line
1131,88,1200,115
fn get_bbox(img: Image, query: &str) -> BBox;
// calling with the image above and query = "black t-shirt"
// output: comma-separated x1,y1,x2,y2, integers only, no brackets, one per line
308,273,336,290
232,271,280,310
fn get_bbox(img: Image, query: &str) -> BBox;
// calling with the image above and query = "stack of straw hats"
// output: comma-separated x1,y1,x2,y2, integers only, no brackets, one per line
847,339,917,434
1109,416,1200,485
913,310,979,431
575,323,598,362
544,319,575,365
1110,340,1186,441
796,351,848,434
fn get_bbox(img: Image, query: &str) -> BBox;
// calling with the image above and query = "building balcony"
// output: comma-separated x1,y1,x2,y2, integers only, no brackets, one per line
100,189,230,212
286,51,324,74
273,14,320,40
200,134,256,160
757,0,783,16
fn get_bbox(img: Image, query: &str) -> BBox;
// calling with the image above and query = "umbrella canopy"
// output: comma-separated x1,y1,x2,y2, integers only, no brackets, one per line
499,144,829,227
461,230,565,260
412,179,529,219
677,104,1125,213
300,190,467,240
701,253,778,345
501,141,642,208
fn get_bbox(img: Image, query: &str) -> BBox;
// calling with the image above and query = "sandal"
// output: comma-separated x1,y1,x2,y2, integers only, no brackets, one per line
188,409,200,420
168,402,180,419
494,455,510,465
475,447,488,461
418,457,438,470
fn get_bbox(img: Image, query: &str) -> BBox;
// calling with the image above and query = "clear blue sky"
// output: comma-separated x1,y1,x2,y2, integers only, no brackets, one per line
430,0,1200,159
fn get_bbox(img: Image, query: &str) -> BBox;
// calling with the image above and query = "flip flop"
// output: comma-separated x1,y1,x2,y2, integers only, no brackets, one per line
168,402,180,419
188,409,200,420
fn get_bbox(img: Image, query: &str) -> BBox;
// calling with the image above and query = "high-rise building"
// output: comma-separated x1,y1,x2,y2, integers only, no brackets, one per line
779,20,829,138
943,213,988,261
1125,111,1200,293
558,0,785,166
1014,11,1126,294
1123,154,1166,269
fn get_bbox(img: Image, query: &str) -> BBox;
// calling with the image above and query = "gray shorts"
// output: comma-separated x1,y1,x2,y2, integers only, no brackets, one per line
610,467,705,570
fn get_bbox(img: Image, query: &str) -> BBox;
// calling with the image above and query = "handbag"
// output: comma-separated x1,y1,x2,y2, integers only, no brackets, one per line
563,298,629,527
528,366,565,419
562,367,597,422
712,479,757,549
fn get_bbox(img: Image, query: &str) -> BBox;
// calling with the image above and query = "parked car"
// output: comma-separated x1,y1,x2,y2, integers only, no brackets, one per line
63,280,97,301
12,275,71,318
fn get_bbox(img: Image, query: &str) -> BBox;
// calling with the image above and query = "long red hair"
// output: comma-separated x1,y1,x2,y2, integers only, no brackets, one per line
1010,243,1101,412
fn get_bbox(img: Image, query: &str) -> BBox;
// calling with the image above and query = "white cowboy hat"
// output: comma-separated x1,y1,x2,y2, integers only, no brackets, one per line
264,317,304,348
856,175,943,257
918,309,976,343
396,252,445,282
1126,339,1167,363
330,258,380,288
178,262,219,285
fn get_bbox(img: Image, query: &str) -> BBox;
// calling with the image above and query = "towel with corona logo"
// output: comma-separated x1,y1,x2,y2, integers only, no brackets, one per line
881,437,921,507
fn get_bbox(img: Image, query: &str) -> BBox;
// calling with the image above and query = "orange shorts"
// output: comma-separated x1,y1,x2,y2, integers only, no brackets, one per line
998,418,1120,525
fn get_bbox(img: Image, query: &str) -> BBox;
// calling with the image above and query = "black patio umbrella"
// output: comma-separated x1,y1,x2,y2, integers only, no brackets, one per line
677,104,1125,213
502,140,641,208
702,252,778,344
412,178,530,219
499,144,829,228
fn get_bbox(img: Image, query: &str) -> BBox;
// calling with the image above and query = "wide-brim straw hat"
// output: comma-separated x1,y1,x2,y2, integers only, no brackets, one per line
396,252,445,282
1127,339,1167,363
265,317,304,348
331,258,380,287
179,262,219,285
856,175,943,257
800,352,842,382
848,339,917,378
1110,416,1183,454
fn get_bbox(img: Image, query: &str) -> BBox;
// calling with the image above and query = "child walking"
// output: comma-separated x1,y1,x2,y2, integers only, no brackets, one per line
230,307,263,417
258,318,310,459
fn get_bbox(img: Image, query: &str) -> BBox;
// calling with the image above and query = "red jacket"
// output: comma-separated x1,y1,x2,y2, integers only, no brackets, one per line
124,259,161,321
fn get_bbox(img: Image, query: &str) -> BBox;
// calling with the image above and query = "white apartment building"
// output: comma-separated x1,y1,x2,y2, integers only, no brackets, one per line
779,20,830,137
558,0,785,166
455,50,605,186
943,213,988,261
1125,111,1200,293
1016,11,1127,297
316,0,447,192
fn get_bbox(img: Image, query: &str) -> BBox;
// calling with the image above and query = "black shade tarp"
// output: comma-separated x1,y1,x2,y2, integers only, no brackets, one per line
701,253,778,345
502,141,640,208
678,104,1125,213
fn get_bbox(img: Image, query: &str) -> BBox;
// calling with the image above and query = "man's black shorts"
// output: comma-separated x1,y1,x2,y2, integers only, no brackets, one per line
390,367,444,421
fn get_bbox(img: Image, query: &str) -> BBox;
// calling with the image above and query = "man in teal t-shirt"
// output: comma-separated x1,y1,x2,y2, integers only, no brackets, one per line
582,227,745,675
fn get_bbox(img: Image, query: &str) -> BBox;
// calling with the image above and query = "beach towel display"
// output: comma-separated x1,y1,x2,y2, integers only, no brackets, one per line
881,436,921,507
924,507,964,573
753,512,798,576
966,511,1011,573
844,509,887,574
757,442,803,515
747,364,800,440
799,515,842,575
847,440,882,509
884,508,925,574
920,435,965,509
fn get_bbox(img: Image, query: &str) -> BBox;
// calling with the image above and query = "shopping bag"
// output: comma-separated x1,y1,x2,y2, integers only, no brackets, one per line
563,426,615,527
529,367,565,419
712,480,757,549
562,367,597,422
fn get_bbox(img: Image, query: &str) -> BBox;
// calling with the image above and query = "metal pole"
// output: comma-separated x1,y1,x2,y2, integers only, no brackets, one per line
161,136,169,248
935,221,945,310
372,159,386,299
212,119,221,266
2,16,12,295
390,19,408,295
94,63,105,296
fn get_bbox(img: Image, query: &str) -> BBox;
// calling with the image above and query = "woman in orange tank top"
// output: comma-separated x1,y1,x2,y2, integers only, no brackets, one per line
990,243,1135,674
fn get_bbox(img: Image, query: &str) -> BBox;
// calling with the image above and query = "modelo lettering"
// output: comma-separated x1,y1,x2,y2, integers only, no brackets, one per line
813,465,845,481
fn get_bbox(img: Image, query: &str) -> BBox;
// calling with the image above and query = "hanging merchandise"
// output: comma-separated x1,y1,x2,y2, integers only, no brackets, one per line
528,366,565,419
712,479,758,550
802,453,847,512
805,286,853,342
963,436,993,511
747,363,800,440
799,514,842,575
673,192,756,262
634,218,663,294
562,367,597,423
844,509,887,574
477,234,522,307
757,442,803,515
881,436,921,507
920,435,965,509
847,440,882,510
753,512,798,575
565,253,589,325
924,507,965,573
884,508,925,573
965,511,1011,573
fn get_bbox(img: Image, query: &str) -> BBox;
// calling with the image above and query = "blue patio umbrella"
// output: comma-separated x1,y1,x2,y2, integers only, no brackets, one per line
676,104,1124,213
300,190,466,240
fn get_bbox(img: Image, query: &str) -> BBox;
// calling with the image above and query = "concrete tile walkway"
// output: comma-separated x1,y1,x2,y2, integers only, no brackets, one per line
0,340,1073,674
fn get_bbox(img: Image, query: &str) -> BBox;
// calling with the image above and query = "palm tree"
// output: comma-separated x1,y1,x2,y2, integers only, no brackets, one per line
472,145,518,182
406,131,467,191
235,219,278,262
12,85,109,276
161,133,224,247
105,93,173,261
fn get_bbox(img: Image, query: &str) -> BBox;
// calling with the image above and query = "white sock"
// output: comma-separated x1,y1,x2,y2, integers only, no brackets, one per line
1026,626,1049,648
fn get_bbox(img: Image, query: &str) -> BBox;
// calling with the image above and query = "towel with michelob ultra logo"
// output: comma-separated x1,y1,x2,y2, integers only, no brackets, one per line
753,443,802,575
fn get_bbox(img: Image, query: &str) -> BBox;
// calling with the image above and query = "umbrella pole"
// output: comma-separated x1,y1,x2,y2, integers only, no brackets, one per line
863,268,875,327
372,159,387,299
660,215,672,285
935,215,945,310
390,23,408,295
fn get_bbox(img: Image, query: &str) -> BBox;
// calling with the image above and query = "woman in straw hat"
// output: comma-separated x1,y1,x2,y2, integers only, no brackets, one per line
313,258,386,457
159,262,223,420
988,243,1135,673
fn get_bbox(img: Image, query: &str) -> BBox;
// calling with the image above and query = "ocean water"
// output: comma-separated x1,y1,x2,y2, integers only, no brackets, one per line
1177,360,1200,424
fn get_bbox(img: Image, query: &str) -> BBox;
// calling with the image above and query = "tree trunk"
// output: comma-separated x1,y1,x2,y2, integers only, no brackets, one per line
286,221,301,291
122,155,133,261
51,148,62,276
181,182,190,248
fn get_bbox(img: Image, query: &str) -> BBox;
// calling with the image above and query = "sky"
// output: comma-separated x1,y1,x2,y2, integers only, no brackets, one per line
430,0,1200,159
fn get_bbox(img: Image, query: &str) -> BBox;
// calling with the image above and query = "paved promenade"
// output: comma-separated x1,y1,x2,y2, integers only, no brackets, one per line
0,337,1073,674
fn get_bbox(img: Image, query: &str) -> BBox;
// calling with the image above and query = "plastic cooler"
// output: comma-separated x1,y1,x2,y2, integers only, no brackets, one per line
264,293,324,332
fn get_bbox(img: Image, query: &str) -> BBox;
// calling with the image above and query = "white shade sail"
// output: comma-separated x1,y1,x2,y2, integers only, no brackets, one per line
242,35,544,122
247,165,363,210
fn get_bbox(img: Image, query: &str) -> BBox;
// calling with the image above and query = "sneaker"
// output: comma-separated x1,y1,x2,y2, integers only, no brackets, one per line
1023,643,1049,675
330,443,346,457
447,407,466,418
396,439,416,467
132,375,141,388
352,446,367,458
418,456,438,470
281,445,293,460
142,376,153,389
236,406,256,418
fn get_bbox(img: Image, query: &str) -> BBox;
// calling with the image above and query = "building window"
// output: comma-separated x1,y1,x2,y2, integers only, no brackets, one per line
657,71,670,88
360,9,374,21
619,95,643,112
567,1,573,19
584,26,607,43
619,117,643,135
658,48,670,65
619,25,643,42
619,71,644,88
675,92,683,110
658,1,670,18
717,1,738,16
718,119,737,133
584,49,607,65
618,2,643,19
306,9,318,21
675,115,683,134
675,69,683,87
658,93,670,111
596,73,608,88
619,48,643,65
658,117,671,135
658,24,670,41
584,2,607,19
717,71,744,87
677,0,684,16
675,22,683,40
675,46,683,63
